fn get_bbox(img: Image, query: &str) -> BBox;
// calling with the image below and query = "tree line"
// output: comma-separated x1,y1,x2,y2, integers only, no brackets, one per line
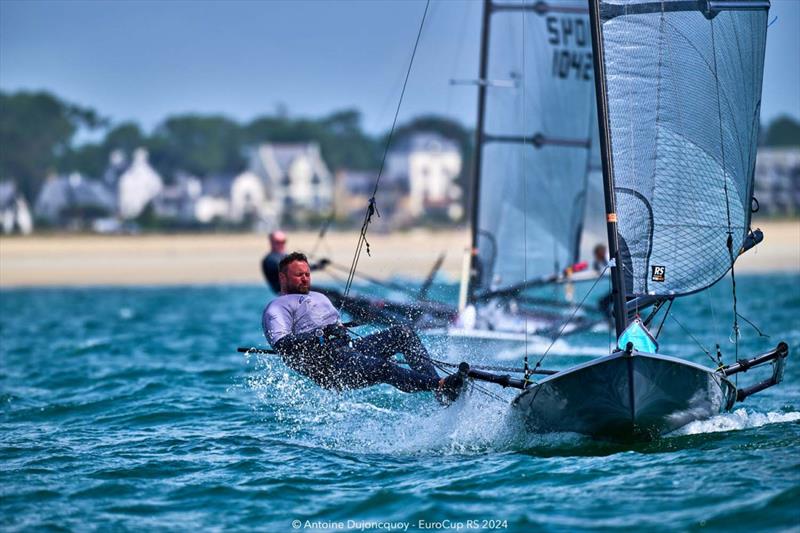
0,90,474,204
1,89,798,205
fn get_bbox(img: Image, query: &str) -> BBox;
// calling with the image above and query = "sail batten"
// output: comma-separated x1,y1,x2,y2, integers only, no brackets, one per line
601,0,770,21
594,0,768,297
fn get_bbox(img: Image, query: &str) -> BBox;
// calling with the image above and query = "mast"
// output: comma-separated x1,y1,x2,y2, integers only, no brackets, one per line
588,0,628,338
466,0,492,305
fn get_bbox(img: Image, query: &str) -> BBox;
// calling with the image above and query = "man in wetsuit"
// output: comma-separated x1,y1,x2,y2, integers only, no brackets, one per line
262,252,468,404
261,230,330,293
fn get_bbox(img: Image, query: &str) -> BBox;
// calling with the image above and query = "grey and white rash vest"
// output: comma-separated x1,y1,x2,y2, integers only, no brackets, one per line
262,291,340,346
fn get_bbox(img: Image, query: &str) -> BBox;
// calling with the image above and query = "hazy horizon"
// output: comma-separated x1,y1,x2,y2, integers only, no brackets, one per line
1,0,798,142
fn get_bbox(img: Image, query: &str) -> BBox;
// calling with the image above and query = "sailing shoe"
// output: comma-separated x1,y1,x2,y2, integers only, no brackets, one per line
435,362,470,406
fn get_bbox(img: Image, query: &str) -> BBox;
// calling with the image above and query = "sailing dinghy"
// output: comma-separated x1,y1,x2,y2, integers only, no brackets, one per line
502,0,790,440
241,0,788,441
425,0,606,344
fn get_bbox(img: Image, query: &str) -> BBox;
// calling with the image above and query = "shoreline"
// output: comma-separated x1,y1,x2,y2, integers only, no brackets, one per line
1,221,797,288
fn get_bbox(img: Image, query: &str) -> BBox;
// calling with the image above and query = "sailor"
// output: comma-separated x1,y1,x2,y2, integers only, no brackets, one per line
261,230,330,293
262,252,468,404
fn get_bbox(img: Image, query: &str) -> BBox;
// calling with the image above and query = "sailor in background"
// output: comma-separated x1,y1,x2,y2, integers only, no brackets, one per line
261,230,329,293
262,252,468,404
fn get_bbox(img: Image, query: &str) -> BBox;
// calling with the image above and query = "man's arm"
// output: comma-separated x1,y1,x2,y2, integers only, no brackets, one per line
262,255,282,293
263,300,295,346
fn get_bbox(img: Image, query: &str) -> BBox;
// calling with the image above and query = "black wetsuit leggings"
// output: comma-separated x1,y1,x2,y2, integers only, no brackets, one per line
282,325,441,393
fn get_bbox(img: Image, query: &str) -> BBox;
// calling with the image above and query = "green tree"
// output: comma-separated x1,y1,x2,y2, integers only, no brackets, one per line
0,90,105,201
762,115,800,147
149,115,245,181
57,143,107,179
243,109,379,171
104,122,146,154
318,110,380,170
56,122,146,179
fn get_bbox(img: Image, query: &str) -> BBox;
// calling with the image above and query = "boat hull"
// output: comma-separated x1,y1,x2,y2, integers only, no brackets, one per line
512,351,736,441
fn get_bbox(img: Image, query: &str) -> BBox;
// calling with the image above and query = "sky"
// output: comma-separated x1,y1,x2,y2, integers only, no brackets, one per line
1,0,798,140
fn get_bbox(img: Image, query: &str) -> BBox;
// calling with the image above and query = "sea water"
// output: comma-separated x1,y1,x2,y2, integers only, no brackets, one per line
1,273,798,531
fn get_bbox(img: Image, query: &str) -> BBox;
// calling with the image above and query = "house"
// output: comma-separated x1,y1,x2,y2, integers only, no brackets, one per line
248,142,334,223
152,172,203,223
334,169,408,228
103,149,128,186
384,132,463,220
194,174,234,224
34,173,116,227
229,169,278,226
755,148,800,216
0,181,33,234
117,148,163,219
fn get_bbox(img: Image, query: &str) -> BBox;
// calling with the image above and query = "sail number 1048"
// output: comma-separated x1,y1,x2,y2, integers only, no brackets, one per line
547,16,593,81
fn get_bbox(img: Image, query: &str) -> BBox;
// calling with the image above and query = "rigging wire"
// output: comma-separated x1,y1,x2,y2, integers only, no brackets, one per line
710,17,741,363
342,0,431,300
668,313,719,366
520,3,531,386
654,298,673,339
737,311,769,338
531,263,609,373
524,265,609,406
606,266,613,354
309,214,335,259
705,289,722,348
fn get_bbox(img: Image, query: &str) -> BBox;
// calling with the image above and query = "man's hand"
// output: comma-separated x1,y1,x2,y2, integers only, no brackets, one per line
322,323,348,341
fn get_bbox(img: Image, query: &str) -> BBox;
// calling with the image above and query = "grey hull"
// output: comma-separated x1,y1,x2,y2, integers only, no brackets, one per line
512,351,736,441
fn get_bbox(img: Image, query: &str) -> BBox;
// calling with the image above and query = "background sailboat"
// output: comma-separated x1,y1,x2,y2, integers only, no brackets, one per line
311,0,605,340
429,0,606,343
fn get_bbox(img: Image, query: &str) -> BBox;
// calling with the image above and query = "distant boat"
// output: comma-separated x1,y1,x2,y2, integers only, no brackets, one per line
423,0,605,345
499,0,789,440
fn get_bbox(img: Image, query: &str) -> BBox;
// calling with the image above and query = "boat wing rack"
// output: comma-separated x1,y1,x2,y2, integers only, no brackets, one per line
719,342,789,402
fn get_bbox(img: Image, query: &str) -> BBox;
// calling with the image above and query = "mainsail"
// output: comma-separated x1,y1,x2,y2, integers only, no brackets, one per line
471,0,598,298
594,0,768,297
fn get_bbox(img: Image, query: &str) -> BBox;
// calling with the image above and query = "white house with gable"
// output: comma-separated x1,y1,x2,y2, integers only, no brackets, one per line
118,148,163,219
385,132,463,220
0,181,33,234
248,142,333,223
229,169,278,225
34,173,116,228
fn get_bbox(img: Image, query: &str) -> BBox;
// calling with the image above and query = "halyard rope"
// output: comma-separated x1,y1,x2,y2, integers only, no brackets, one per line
342,0,431,301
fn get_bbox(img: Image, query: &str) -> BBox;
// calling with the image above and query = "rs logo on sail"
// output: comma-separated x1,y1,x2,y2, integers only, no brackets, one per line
547,16,593,81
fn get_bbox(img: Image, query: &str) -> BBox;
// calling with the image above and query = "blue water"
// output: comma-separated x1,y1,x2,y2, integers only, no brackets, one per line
2,274,799,532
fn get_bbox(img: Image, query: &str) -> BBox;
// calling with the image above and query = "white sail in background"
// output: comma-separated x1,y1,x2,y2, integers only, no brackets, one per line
473,0,598,296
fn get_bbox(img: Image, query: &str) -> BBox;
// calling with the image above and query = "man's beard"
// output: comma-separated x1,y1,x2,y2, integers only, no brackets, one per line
287,284,310,295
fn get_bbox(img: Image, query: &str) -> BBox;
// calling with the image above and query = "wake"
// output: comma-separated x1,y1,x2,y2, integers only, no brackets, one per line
668,408,800,436
243,352,797,456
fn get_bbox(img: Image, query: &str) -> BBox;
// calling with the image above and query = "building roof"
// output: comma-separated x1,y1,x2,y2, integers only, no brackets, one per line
0,181,17,209
35,174,116,219
251,142,332,184
389,132,460,155
202,174,236,197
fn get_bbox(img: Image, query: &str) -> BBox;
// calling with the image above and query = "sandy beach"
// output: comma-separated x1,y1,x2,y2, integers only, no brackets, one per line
1,220,797,287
